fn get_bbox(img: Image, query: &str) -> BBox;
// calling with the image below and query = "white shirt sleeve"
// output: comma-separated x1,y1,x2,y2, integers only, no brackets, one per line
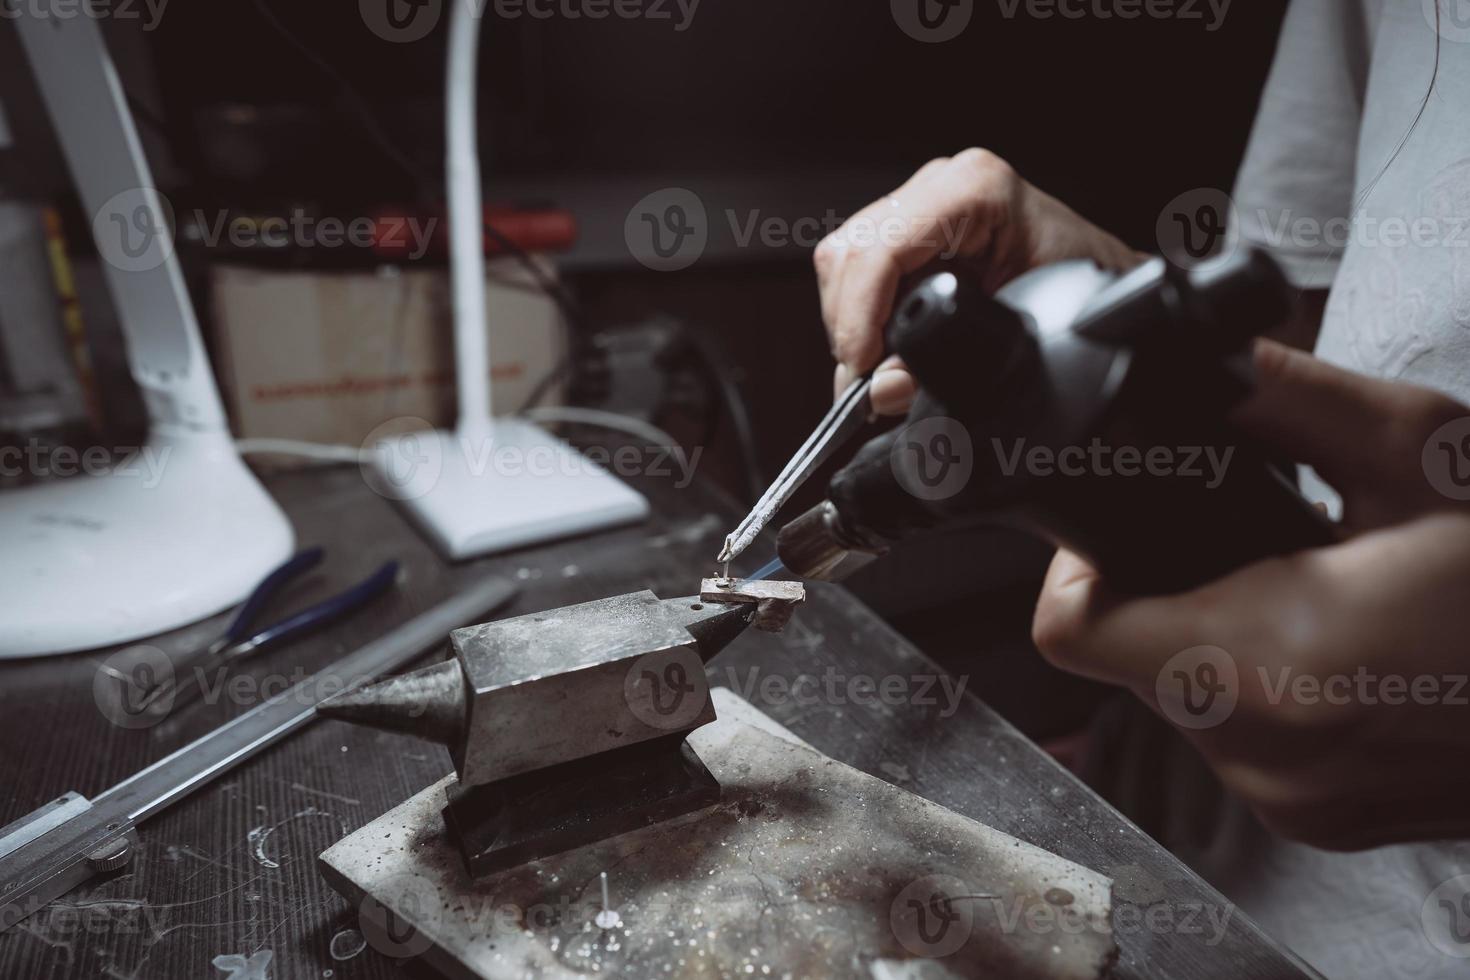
1232,0,1380,289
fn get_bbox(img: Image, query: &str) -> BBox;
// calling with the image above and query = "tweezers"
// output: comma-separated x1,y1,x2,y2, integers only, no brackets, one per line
716,376,873,570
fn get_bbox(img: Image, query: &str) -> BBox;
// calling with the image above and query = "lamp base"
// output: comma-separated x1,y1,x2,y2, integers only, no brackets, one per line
369,418,649,561
0,430,294,658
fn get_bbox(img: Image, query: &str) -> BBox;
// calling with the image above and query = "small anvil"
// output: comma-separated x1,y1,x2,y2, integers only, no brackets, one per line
318,581,804,876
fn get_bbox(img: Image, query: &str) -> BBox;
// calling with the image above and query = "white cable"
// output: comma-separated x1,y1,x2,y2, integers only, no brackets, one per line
234,438,367,464
238,411,681,465
521,407,682,450
447,0,492,435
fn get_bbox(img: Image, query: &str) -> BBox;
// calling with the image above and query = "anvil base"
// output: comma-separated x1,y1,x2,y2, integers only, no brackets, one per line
442,734,721,878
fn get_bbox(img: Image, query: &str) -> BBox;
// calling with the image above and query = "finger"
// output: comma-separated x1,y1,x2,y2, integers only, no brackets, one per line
1233,340,1470,527
815,235,850,348
833,363,854,403
832,247,905,374
1031,548,1214,688
870,359,917,416
1233,339,1455,484
838,357,914,414
825,189,926,372
1040,547,1098,592
827,155,1007,371
903,156,952,189
820,178,919,365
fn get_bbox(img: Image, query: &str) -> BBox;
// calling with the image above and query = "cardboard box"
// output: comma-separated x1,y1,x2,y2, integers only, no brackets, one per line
210,257,564,447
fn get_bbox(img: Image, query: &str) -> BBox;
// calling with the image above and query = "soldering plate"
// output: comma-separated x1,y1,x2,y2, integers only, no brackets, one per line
319,689,1116,980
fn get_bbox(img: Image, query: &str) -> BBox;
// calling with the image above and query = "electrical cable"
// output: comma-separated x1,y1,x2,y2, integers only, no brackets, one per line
521,407,681,450
235,438,368,464
241,0,761,493
676,326,765,503
246,0,583,333
518,348,576,412
248,0,426,190
1296,4,1441,299
236,406,685,469
702,354,764,502
124,94,171,144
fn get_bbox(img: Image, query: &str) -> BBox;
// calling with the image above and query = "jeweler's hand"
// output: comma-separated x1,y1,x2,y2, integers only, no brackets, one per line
1033,340,1470,850
814,149,1142,415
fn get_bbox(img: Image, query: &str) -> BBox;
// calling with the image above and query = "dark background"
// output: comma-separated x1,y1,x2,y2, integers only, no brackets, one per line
5,0,1288,236
0,0,1290,738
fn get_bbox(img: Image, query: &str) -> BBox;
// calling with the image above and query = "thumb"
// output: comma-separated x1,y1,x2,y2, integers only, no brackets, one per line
1032,549,1205,689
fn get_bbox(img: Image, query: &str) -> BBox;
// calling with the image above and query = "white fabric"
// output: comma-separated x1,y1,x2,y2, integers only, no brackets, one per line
1237,0,1470,391
1205,2,1470,976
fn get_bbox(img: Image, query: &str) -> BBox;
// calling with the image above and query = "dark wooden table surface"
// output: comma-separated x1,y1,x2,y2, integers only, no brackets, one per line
0,461,1315,980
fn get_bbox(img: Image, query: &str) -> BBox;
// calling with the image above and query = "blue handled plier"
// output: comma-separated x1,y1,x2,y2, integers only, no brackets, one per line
132,548,399,717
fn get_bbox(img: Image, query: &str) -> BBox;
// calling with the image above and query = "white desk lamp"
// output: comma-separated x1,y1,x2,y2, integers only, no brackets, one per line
0,11,294,658
369,0,648,559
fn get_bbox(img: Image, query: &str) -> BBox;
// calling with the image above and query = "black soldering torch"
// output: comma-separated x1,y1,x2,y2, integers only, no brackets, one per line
772,249,1336,596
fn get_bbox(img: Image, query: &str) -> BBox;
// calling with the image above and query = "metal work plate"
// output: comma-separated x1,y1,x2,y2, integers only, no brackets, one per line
700,578,806,632
319,690,1116,980
698,579,806,606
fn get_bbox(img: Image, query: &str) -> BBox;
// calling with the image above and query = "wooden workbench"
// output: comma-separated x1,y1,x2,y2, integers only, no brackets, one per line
0,463,1315,980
